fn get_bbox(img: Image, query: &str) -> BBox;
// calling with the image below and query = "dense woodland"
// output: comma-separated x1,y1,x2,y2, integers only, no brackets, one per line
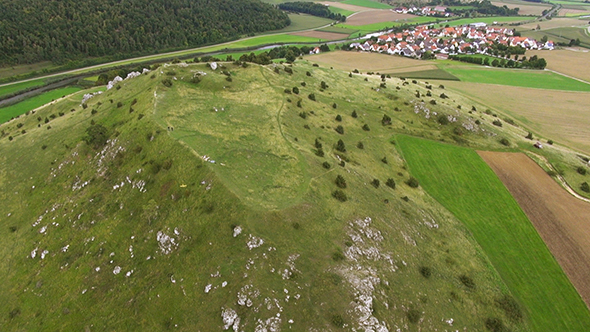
0,0,290,66
278,2,347,22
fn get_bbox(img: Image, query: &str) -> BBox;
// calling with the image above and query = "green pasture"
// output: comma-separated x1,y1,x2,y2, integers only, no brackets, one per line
0,79,46,99
397,135,590,332
521,27,590,48
341,0,392,9
442,66,590,91
0,87,82,124
337,17,436,35
388,69,460,80
434,16,534,28
328,6,356,17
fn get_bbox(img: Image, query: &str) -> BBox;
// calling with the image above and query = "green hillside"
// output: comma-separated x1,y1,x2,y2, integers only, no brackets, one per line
0,60,588,330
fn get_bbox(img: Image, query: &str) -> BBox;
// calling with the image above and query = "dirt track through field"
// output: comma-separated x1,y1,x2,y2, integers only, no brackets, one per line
478,151,590,308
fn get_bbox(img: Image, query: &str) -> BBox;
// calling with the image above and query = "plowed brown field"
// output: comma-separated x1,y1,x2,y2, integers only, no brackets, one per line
478,151,590,308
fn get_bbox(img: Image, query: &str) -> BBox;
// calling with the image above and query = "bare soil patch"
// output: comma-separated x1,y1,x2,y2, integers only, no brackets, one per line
290,30,349,40
308,50,424,71
526,48,590,82
478,151,590,308
346,10,416,26
491,1,551,16
320,1,372,12
442,81,590,154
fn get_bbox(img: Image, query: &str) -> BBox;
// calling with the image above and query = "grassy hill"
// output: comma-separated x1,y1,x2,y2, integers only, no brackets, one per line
1,60,589,330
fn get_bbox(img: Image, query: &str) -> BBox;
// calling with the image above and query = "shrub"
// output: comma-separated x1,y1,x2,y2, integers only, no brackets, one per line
576,166,587,175
351,110,358,118
407,309,421,324
525,132,533,140
331,314,344,328
371,179,380,188
581,182,590,193
496,295,522,322
440,93,448,99
332,190,347,202
362,124,370,131
315,148,324,157
475,119,481,125
166,70,176,76
386,178,395,189
381,157,388,164
16,123,23,128
335,114,342,122
315,138,322,149
308,93,316,101
322,161,331,169
335,139,346,152
500,138,510,146
382,114,392,125
335,175,347,189
485,318,506,332
297,100,302,108
492,120,502,127
335,125,344,134
299,112,307,119
332,103,337,109
547,140,553,145
429,99,436,105
419,266,431,278
284,67,293,74
459,274,475,289
306,71,311,76
284,88,291,94
406,177,419,188
357,141,364,149
292,86,299,94
41,145,47,150
321,81,328,89
161,78,173,87
83,124,109,149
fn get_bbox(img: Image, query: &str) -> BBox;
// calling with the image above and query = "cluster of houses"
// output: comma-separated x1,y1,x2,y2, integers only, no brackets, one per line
393,5,451,17
349,24,554,58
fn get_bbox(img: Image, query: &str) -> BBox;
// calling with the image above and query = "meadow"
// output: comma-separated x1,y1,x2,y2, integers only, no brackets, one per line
328,6,356,17
433,16,535,28
397,135,590,332
442,66,590,91
0,87,82,124
341,0,392,9
522,27,590,48
0,79,47,99
264,14,334,34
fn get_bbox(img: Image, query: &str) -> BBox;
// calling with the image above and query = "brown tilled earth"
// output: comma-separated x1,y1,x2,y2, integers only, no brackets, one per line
478,151,590,308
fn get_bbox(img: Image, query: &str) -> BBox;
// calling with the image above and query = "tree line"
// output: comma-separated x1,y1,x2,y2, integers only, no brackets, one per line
429,0,519,16
278,2,346,22
449,54,546,69
0,0,290,66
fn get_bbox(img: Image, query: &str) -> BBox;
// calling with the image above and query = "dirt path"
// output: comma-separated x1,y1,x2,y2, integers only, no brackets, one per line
478,151,590,308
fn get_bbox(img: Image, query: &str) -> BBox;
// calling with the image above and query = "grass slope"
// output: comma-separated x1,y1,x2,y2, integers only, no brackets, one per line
0,61,531,331
443,66,590,91
397,135,590,332
0,87,82,124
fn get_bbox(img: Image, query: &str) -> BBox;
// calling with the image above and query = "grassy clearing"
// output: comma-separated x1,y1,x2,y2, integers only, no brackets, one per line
318,25,359,35
328,6,356,16
0,87,83,124
442,66,590,91
341,0,392,9
0,79,47,99
397,135,590,332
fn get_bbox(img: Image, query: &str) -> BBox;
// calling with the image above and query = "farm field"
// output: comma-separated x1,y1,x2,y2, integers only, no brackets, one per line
307,50,427,71
266,14,334,34
434,16,535,28
491,0,552,16
317,25,359,34
0,86,82,124
0,79,46,99
559,8,590,16
341,0,392,9
337,16,436,35
522,26,590,48
441,81,590,154
388,68,460,80
290,30,349,41
526,48,590,82
346,11,417,26
397,135,590,332
442,66,590,91
320,1,372,12
479,151,590,307
519,17,588,30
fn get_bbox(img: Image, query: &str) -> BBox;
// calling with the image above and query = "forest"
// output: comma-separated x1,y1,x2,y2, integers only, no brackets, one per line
0,0,290,66
278,2,347,22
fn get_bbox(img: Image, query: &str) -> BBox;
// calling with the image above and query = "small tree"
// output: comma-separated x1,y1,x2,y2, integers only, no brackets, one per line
308,93,316,101
386,178,396,189
315,138,322,149
332,103,337,109
292,87,299,94
336,139,346,152
335,175,347,189
357,141,364,149
335,125,344,135
577,167,587,175
381,157,388,164
525,132,533,140
83,124,109,149
332,190,347,202
322,161,331,169
581,182,590,193
315,148,325,157
351,110,358,118
362,124,370,131
321,81,328,89
335,114,342,122
406,177,419,188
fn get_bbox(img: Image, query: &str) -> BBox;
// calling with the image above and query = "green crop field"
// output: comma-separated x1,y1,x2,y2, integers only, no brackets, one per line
341,0,392,9
337,17,436,35
0,79,46,99
434,16,534,28
397,135,590,332
328,6,356,17
442,66,590,91
0,87,82,124
522,27,590,48
317,26,359,35
388,69,460,80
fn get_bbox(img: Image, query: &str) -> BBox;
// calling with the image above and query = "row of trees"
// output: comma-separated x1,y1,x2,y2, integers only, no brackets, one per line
278,2,346,22
449,54,546,69
0,0,290,65
236,44,331,65
428,0,519,16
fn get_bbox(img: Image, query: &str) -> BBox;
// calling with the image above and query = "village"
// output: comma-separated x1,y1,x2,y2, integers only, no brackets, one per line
348,23,554,59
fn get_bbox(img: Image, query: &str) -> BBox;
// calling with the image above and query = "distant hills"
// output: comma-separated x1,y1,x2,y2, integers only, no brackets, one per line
0,0,290,65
